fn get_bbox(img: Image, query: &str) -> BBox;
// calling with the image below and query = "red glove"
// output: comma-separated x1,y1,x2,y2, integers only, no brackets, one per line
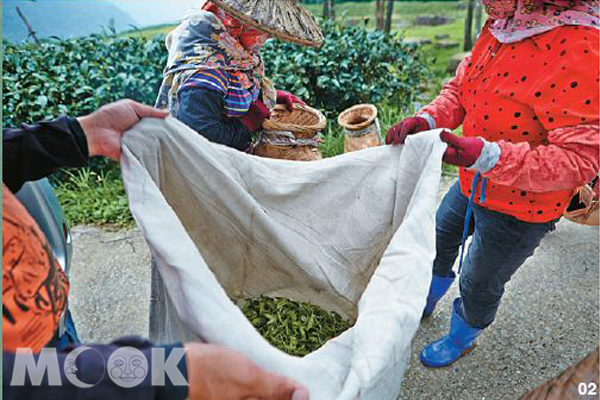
276,90,305,111
240,100,271,132
440,130,484,167
385,116,430,145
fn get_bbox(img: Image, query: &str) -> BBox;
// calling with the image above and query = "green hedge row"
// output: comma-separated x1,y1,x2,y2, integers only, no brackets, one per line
263,19,429,115
3,35,167,127
3,20,429,126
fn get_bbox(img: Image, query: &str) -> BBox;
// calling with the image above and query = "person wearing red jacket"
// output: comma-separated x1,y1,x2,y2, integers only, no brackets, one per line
387,0,599,367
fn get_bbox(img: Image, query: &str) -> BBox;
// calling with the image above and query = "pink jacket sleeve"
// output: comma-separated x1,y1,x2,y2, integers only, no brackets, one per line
418,54,471,130
484,124,600,192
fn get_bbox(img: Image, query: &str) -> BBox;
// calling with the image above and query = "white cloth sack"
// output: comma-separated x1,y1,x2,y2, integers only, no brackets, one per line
121,118,445,400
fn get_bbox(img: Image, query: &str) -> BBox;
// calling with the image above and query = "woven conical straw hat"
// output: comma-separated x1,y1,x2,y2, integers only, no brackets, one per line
209,0,324,47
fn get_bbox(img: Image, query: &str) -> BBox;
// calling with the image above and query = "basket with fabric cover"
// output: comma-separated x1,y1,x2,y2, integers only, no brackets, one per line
253,126,323,161
263,104,327,139
253,142,323,161
207,0,324,47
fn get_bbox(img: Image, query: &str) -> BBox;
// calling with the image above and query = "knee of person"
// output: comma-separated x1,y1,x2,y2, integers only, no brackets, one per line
460,273,504,301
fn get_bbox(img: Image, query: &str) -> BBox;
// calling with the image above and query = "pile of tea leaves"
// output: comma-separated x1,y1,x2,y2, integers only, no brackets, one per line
242,296,353,357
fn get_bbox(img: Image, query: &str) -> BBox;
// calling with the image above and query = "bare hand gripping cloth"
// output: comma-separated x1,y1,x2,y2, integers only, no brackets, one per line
121,118,446,400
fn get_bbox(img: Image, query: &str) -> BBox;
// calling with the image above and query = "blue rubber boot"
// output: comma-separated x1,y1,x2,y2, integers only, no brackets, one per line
422,274,455,318
419,298,483,368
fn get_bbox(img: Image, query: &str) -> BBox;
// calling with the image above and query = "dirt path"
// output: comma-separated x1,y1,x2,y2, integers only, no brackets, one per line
68,177,598,400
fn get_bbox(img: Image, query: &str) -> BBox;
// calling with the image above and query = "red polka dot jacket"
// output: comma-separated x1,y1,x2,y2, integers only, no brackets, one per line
420,23,600,223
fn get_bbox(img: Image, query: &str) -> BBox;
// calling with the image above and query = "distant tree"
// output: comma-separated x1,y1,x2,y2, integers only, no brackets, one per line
384,0,394,34
16,6,40,44
474,1,484,40
464,0,476,51
323,0,335,20
375,0,385,31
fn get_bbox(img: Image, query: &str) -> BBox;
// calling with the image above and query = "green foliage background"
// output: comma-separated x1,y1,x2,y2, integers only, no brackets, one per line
262,19,430,115
3,20,428,124
3,35,167,127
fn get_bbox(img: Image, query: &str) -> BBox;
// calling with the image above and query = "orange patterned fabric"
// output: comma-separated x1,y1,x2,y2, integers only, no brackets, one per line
420,23,599,222
2,185,69,352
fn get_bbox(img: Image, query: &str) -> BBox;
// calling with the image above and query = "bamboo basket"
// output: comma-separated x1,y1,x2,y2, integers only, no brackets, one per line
254,103,326,161
253,142,323,161
263,104,326,139
338,104,382,153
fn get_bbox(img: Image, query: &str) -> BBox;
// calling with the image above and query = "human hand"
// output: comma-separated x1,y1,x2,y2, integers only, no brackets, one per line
240,100,271,132
77,99,169,161
440,130,484,167
385,116,430,145
276,90,305,111
184,342,309,400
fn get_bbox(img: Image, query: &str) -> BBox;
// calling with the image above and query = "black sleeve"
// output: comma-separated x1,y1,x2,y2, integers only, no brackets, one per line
177,88,252,151
3,337,189,400
3,116,89,193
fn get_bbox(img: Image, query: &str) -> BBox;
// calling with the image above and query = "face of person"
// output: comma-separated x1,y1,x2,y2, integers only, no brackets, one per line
482,0,518,20
240,27,269,51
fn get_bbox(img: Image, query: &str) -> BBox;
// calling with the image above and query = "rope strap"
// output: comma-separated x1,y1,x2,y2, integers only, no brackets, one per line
458,172,487,273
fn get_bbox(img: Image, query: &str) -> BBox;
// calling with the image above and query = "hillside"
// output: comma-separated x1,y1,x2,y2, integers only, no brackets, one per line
3,0,138,43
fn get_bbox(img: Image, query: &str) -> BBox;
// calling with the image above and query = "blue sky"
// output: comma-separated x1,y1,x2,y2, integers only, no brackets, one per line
109,0,197,27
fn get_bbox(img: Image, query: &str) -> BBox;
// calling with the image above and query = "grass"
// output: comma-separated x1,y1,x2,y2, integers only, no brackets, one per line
54,168,133,227
58,2,469,226
305,1,465,25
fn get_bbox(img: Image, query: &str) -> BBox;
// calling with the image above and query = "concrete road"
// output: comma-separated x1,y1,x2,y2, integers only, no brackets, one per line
68,178,599,400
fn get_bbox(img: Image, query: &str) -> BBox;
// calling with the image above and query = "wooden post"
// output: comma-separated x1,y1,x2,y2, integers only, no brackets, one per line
384,0,394,34
376,0,385,31
323,0,335,20
474,1,484,41
16,6,41,45
463,0,475,51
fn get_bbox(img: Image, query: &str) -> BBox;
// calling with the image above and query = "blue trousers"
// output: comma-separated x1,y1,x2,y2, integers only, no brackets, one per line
434,182,557,329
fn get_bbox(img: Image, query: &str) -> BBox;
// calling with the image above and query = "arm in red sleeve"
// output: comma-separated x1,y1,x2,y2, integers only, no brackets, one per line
484,124,599,192
417,54,471,131
483,31,600,192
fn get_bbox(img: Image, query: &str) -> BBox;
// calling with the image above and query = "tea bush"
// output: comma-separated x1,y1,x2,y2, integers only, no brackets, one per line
3,34,167,127
3,21,429,125
262,19,431,115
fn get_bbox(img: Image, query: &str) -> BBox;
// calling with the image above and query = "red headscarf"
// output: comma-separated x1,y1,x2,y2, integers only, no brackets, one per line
201,1,268,50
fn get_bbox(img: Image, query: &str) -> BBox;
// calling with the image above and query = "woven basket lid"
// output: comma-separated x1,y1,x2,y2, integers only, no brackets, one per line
209,0,324,47
338,104,378,131
263,104,326,138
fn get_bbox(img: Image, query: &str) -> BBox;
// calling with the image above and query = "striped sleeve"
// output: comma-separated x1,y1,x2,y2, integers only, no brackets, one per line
181,69,229,95
222,72,258,118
